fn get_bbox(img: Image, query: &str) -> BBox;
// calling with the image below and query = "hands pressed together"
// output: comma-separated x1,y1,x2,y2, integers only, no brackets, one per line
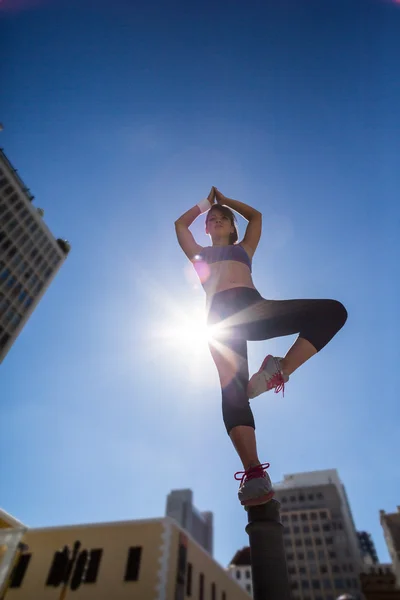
207,186,226,206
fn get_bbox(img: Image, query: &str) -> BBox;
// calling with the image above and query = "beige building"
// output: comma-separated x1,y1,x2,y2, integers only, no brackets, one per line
0,148,70,363
380,507,400,588
0,513,250,600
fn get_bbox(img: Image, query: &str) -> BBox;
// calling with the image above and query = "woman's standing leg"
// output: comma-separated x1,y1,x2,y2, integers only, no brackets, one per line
209,335,274,506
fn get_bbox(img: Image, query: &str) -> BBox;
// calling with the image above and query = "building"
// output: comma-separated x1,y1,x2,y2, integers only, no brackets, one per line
0,513,249,600
380,507,400,587
274,469,363,600
0,509,28,596
0,148,70,363
227,547,253,597
357,532,379,567
166,489,213,556
360,564,400,600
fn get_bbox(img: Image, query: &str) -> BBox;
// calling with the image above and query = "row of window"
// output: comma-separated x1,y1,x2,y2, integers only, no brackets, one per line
280,492,324,504
281,511,329,523
9,546,142,589
290,576,359,591
284,536,333,548
186,562,227,600
9,545,231,600
286,549,339,562
284,522,340,535
288,563,354,575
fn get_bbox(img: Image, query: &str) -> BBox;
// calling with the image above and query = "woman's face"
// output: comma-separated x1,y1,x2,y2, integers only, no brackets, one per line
206,210,234,241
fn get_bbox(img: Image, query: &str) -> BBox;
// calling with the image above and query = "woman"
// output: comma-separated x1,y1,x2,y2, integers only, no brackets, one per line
174,187,347,507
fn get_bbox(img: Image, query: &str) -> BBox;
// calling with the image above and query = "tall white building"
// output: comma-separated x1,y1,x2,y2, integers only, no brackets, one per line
229,469,364,600
0,148,70,363
165,489,213,556
275,469,363,600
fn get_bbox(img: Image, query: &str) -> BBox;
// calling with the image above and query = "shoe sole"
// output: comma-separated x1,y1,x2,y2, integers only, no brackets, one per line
241,490,275,507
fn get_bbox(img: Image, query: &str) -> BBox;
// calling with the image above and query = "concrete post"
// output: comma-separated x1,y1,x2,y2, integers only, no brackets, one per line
245,499,291,600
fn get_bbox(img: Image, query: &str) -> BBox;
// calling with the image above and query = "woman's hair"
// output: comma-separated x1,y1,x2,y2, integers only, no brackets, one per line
206,204,239,245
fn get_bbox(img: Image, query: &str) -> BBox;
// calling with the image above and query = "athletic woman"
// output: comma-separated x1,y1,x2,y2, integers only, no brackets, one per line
174,187,347,507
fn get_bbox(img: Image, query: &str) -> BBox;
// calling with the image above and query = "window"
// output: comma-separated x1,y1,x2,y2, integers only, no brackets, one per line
307,551,315,560
211,582,217,600
286,553,294,561
295,539,302,547
283,526,290,535
291,514,298,522
310,512,317,520
319,511,328,519
199,573,205,600
332,565,340,573
298,495,305,501
316,492,324,499
9,554,32,588
236,569,241,579
312,524,320,533
293,526,300,534
290,496,296,502
323,523,331,532
282,515,288,523
329,551,336,559
300,513,308,521
320,565,328,574
323,578,332,589
315,537,322,546
334,578,344,589
308,494,314,500
299,567,306,575
291,581,299,589
312,579,321,589
222,592,226,600
303,526,310,534
124,546,142,581
245,569,251,579
304,538,312,547
297,552,305,560
246,583,251,593
325,537,333,545
284,539,292,548
186,563,192,596
301,579,310,589
281,496,287,503
288,566,296,575
85,549,103,583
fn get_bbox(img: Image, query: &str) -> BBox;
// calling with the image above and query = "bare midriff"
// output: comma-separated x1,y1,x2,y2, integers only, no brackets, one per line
203,260,256,302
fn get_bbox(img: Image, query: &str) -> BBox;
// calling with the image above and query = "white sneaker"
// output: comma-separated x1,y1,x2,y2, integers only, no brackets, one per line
248,355,288,399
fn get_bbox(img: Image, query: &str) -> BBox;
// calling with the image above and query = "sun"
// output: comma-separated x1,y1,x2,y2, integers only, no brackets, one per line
158,308,214,355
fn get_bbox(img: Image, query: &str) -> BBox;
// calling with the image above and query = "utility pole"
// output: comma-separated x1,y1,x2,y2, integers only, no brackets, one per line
246,499,291,600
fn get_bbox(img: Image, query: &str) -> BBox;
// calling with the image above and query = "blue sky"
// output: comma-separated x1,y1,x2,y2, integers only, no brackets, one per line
1,0,399,569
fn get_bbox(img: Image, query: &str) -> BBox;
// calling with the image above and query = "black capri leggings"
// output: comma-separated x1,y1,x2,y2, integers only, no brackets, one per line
207,287,348,435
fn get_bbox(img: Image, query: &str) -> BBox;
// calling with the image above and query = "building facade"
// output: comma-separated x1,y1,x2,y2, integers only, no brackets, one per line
380,507,400,587
273,469,363,600
0,148,70,363
0,515,248,600
357,532,379,567
227,547,253,597
360,564,400,600
166,489,213,556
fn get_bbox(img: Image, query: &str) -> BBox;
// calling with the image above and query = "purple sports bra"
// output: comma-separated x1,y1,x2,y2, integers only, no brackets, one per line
193,244,252,272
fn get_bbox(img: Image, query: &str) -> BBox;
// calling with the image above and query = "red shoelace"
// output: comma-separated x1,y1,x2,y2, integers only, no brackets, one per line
267,371,285,396
234,462,271,484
